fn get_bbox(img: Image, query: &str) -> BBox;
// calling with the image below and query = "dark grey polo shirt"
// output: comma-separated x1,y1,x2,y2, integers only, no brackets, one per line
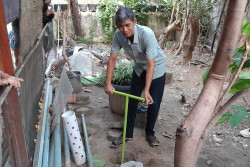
110,24,166,79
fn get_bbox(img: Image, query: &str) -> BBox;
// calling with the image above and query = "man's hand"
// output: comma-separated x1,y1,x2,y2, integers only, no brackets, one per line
144,90,153,105
105,83,115,95
1,76,24,88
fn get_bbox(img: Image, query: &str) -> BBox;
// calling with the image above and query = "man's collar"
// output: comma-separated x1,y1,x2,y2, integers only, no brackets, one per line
133,25,138,44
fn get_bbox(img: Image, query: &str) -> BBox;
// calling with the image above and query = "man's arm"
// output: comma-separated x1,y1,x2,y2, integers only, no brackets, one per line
105,53,118,95
144,58,154,105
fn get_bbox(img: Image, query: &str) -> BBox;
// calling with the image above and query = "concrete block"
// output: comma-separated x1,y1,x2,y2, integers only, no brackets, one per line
110,122,123,129
107,130,122,142
165,68,173,84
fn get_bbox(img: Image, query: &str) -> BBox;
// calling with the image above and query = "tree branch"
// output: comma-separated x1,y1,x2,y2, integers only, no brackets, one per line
194,88,249,162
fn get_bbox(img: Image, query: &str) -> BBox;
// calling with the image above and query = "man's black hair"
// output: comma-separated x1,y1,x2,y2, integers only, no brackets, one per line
115,7,135,24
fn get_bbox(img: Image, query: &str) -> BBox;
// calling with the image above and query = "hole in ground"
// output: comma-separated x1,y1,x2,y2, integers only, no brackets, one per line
109,151,136,165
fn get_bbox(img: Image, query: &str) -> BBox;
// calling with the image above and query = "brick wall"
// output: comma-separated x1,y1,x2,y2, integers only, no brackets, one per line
19,0,43,61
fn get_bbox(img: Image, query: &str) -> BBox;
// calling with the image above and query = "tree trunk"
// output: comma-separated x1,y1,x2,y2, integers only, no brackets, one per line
62,13,72,72
175,0,189,55
158,20,181,49
169,0,177,25
183,17,199,64
70,0,83,37
174,1,248,167
211,0,228,53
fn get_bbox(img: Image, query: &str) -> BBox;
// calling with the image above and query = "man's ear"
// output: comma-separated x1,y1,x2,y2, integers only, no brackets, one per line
134,18,137,25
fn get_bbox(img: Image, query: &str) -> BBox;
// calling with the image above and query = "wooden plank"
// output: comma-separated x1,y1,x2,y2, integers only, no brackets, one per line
0,0,14,74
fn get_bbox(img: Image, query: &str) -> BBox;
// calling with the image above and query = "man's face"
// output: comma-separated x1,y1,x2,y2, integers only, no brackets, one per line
116,19,137,38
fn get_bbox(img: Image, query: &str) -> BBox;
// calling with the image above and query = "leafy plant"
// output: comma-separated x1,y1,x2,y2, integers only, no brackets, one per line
98,0,122,43
166,41,172,48
92,154,106,167
202,67,210,85
98,61,133,86
112,61,133,85
216,22,250,127
217,105,250,127
76,27,96,45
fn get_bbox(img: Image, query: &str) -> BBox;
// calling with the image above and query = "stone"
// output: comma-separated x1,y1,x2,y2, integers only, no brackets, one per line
110,122,123,129
243,144,248,149
165,68,173,84
207,160,213,165
232,143,237,147
216,131,223,135
213,135,223,143
215,143,221,147
107,130,122,141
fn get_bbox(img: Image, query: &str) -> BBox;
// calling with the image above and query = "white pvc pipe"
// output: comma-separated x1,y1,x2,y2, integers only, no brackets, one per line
62,111,86,166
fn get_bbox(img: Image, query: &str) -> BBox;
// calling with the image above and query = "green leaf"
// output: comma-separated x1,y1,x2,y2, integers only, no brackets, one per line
216,113,232,125
243,59,250,68
92,154,106,167
202,67,210,85
230,112,248,127
230,79,250,94
242,22,250,35
234,49,245,66
231,105,247,113
239,71,250,79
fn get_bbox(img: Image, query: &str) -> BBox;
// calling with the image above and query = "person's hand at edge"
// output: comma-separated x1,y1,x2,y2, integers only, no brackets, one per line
144,90,153,105
105,83,115,95
0,76,24,88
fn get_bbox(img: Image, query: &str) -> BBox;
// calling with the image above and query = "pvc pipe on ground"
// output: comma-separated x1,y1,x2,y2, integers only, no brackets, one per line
42,113,51,167
54,123,61,167
48,126,55,167
63,109,71,167
81,114,93,167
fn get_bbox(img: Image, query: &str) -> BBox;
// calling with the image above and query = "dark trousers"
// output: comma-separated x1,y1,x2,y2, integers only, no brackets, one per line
126,70,165,138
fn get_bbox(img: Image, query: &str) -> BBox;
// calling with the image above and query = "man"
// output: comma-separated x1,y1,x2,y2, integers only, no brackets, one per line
0,70,23,88
105,7,166,147
42,0,55,27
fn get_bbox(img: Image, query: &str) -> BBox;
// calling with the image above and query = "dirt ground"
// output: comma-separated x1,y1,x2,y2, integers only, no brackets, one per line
68,45,250,167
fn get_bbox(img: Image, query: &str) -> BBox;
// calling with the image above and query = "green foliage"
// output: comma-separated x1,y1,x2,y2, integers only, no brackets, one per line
98,0,172,42
166,41,172,47
214,22,250,128
112,61,133,86
98,0,121,43
197,1,216,36
217,105,250,127
76,27,96,45
230,112,248,127
242,22,250,37
239,71,250,79
202,67,210,85
216,113,232,125
229,79,250,94
76,37,92,45
228,22,250,94
97,61,133,86
92,154,106,167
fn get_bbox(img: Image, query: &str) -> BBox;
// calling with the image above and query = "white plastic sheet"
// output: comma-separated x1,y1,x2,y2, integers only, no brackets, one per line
68,50,94,76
